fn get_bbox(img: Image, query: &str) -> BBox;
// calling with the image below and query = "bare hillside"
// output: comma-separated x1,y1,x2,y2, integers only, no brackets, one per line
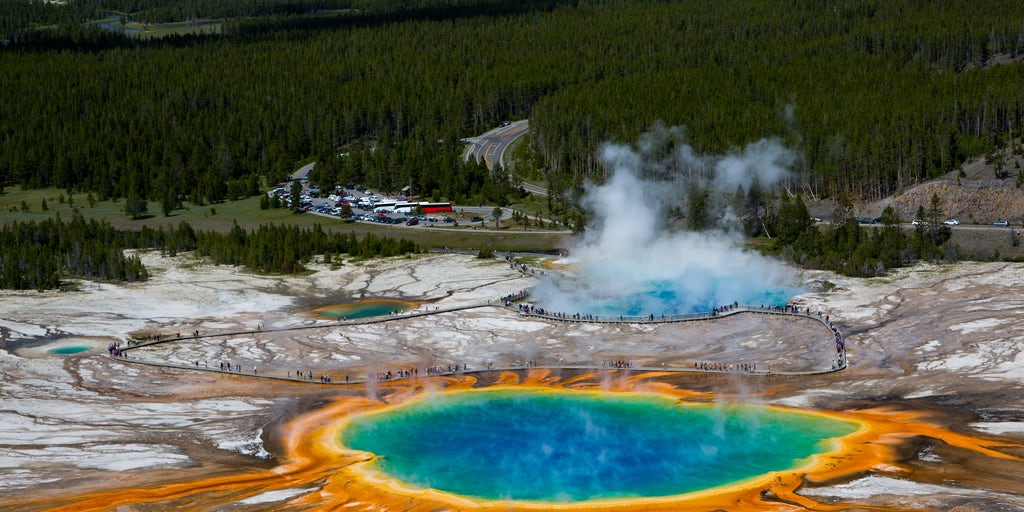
819,146,1024,224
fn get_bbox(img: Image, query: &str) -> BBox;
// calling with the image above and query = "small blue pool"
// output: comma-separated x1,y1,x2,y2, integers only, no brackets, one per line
48,345,91,355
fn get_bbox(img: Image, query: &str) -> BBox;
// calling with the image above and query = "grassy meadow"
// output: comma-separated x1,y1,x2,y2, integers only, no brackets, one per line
0,186,570,252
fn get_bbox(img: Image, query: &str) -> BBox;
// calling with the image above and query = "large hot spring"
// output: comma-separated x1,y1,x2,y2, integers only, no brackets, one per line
339,388,858,502
531,271,801,317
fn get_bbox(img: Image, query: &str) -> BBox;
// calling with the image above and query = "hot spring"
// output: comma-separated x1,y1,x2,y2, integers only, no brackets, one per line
48,345,91,355
50,371,1021,511
532,273,802,317
339,388,858,502
314,299,417,320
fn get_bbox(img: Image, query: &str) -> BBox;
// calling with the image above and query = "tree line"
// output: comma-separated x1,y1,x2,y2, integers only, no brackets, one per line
0,213,419,289
128,220,419,273
765,194,959,278
3,0,1024,211
0,0,565,41
0,212,147,290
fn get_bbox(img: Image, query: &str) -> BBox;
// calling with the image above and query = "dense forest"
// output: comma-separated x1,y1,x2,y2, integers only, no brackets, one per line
0,213,147,290
2,0,1024,209
2,0,1024,284
0,213,418,289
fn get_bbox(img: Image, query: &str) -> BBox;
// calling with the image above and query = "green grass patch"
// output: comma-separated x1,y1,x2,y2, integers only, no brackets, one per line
127,20,222,39
0,186,569,251
81,17,222,38
509,195,550,218
511,255,545,266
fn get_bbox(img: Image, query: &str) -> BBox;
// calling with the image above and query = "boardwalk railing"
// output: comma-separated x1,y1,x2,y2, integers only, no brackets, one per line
109,293,847,384
514,304,819,324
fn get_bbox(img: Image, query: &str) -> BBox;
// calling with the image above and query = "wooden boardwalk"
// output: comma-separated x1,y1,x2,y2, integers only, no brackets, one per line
111,300,848,385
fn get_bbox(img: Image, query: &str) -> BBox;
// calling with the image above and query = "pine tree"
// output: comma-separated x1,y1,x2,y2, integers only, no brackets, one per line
290,179,303,212
125,192,147,220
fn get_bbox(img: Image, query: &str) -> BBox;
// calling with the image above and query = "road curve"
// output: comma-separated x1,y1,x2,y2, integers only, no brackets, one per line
462,120,529,170
462,120,548,196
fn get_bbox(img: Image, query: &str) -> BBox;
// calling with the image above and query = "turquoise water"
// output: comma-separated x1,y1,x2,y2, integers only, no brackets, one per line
589,279,801,316
48,345,91,354
316,299,413,319
534,276,801,317
340,389,857,502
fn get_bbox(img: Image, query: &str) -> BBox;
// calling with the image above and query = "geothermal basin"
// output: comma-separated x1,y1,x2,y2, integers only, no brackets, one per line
3,254,1024,512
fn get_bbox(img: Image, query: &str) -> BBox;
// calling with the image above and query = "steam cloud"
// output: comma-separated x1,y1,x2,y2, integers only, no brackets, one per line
532,126,800,316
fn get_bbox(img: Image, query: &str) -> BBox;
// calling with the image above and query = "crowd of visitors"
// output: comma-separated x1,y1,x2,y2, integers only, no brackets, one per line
602,360,634,369
107,342,127,357
369,363,472,382
506,255,545,276
108,281,849,384
694,361,758,372
501,289,529,306
830,321,847,370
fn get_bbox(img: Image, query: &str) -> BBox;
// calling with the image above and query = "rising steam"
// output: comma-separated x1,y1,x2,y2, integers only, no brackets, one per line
532,126,800,316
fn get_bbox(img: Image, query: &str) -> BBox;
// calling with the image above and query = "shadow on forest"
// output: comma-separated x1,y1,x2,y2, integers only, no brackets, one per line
4,0,580,51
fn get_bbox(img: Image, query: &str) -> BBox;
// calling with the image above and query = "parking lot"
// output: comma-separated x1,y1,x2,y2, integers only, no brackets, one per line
267,181,507,229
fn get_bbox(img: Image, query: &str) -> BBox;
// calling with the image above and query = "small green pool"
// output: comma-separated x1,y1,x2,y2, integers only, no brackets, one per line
314,299,416,320
48,345,91,355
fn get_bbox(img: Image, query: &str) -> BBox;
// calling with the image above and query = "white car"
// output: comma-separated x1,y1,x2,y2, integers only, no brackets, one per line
912,219,928,226
943,219,959,226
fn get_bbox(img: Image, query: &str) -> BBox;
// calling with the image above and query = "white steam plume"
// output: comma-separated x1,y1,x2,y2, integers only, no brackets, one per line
531,127,799,316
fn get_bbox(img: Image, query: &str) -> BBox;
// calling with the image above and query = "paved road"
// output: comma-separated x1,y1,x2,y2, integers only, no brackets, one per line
291,161,315,181
520,182,548,196
840,221,1023,233
462,120,548,196
941,223,1022,232
462,120,529,170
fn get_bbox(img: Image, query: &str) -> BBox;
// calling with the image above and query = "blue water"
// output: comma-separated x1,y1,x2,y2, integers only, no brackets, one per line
48,345,91,354
536,276,801,317
587,279,800,316
315,299,413,319
340,389,857,502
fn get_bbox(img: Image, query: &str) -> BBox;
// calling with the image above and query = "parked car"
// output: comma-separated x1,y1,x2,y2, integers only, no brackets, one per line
470,216,484,222
912,219,928,226
943,219,959,226
405,218,419,226
442,217,455,223
993,220,1009,227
